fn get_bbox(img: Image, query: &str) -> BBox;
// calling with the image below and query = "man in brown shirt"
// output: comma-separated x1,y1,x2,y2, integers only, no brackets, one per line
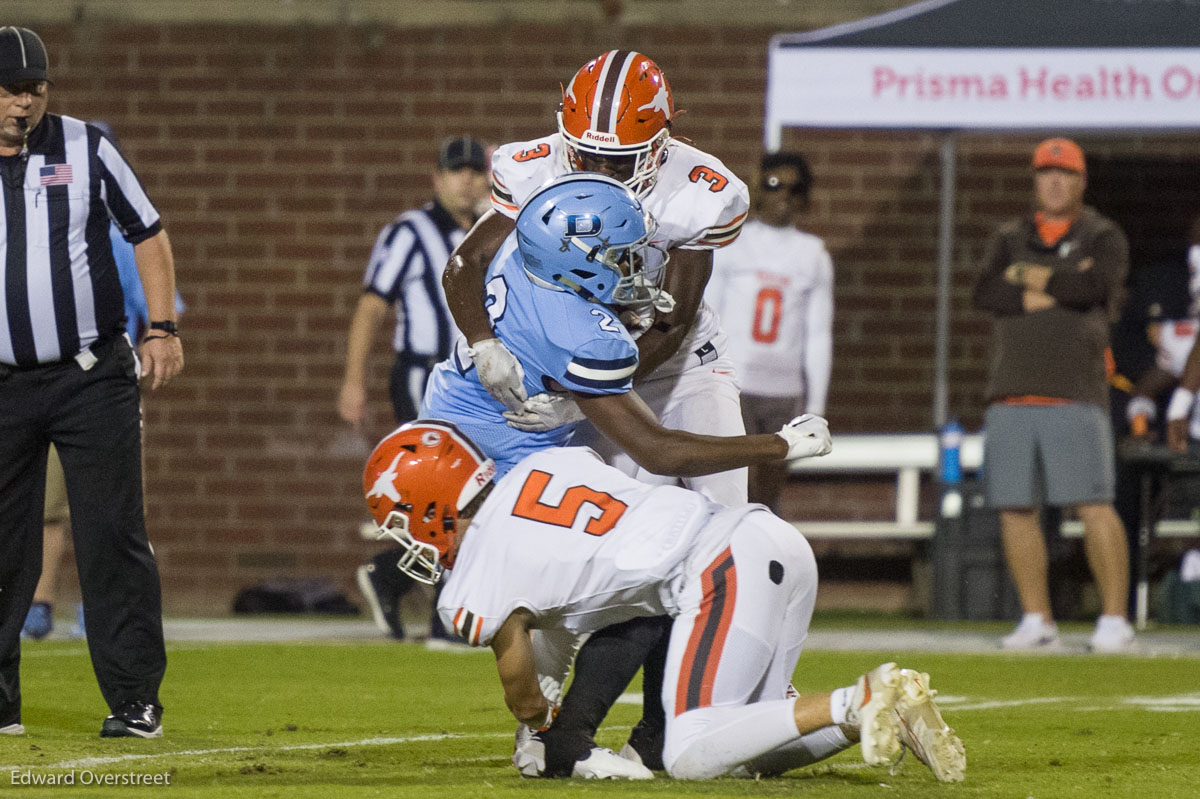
973,138,1134,652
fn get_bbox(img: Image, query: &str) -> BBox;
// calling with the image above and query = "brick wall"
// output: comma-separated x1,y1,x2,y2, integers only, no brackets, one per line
33,22,1199,612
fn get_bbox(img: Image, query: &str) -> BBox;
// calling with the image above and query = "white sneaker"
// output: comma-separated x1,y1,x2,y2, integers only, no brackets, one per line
0,723,24,735
1089,615,1135,653
1000,614,1060,650
845,662,903,766
512,724,545,777
895,669,966,782
572,747,654,779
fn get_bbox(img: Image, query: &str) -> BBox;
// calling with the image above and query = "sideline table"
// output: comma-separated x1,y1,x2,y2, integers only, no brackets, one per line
1118,440,1200,629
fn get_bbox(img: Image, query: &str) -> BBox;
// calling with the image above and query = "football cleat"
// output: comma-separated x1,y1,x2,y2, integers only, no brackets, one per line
845,662,902,766
21,601,53,640
894,669,966,782
572,747,654,780
618,718,665,771
513,723,546,777
100,701,163,739
0,723,25,736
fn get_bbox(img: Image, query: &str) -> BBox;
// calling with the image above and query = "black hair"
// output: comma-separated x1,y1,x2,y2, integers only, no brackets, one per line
760,151,813,200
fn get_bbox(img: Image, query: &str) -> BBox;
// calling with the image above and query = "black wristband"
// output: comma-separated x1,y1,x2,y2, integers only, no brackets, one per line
148,320,179,336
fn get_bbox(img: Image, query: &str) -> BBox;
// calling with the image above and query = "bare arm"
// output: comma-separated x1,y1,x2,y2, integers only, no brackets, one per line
575,389,788,477
134,229,183,390
633,248,711,379
491,609,552,728
443,209,516,345
337,292,390,429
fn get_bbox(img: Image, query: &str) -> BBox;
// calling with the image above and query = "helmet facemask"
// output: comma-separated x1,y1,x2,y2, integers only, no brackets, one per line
558,110,670,200
377,510,444,586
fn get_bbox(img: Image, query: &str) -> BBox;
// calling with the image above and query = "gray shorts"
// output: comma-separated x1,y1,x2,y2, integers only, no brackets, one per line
740,394,801,436
982,403,1116,509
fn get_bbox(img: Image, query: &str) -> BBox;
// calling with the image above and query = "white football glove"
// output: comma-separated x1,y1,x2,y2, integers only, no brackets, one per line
503,393,585,432
466,338,527,412
777,414,832,460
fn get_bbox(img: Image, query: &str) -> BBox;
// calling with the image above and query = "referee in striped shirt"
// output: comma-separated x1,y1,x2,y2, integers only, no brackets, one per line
0,27,181,739
338,135,489,642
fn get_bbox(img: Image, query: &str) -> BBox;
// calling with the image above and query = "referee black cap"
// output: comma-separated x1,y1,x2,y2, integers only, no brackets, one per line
0,27,49,85
437,134,488,173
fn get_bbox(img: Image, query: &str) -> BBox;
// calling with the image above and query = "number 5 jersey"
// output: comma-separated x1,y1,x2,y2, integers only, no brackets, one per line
437,446,741,646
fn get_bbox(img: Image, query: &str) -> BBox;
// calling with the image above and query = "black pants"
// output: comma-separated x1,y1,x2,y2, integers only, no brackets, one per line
389,351,439,424
0,337,166,725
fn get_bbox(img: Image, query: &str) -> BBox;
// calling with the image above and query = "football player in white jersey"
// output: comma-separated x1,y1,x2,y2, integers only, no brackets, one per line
706,151,834,513
361,421,966,782
442,49,751,776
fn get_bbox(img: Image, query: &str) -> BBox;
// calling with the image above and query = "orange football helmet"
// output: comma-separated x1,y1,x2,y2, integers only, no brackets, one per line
363,420,497,584
558,50,674,198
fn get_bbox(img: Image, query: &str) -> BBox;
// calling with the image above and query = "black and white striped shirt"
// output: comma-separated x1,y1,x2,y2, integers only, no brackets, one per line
1,113,160,366
363,200,464,359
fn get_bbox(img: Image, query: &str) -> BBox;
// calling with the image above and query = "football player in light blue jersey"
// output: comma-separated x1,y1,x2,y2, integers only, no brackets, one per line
421,173,830,478
416,173,832,779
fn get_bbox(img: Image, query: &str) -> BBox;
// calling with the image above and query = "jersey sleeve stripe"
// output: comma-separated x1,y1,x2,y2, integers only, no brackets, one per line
698,213,747,247
565,355,637,388
490,174,518,212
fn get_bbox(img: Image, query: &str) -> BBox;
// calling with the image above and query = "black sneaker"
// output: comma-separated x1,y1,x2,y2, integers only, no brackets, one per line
100,701,163,738
357,551,413,640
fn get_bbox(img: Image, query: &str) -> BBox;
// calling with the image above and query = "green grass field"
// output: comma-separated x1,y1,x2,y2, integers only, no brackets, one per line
4,622,1200,798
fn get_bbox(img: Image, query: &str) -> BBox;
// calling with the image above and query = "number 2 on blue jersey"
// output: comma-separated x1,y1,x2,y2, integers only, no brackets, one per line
590,308,621,333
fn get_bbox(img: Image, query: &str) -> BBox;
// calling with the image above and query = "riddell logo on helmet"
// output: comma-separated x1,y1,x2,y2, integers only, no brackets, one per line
474,462,497,486
582,130,620,145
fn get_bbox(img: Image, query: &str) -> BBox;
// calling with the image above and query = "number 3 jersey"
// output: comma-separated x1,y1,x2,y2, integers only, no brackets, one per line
437,447,733,647
421,235,639,472
490,134,749,377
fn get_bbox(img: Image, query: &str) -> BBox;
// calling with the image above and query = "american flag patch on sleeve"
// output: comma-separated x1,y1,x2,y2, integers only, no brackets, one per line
39,164,74,186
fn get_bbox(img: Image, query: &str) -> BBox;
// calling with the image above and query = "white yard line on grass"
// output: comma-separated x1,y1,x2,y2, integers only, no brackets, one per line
48,733,509,770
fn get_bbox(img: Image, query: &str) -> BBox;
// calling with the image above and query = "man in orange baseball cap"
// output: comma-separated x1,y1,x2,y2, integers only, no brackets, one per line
972,135,1135,654
1032,137,1086,174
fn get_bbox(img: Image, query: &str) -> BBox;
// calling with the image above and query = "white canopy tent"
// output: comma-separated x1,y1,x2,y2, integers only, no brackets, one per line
764,0,1200,426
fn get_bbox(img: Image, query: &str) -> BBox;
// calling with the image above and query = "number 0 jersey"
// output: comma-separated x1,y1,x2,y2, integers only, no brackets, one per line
706,219,834,408
489,134,750,376
421,235,639,472
437,447,734,647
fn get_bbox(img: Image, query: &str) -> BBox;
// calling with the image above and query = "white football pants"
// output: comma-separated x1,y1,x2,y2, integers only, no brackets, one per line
660,508,821,778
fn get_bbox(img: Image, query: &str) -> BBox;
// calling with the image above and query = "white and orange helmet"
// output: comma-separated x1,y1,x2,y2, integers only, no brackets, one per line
362,420,496,584
557,50,674,198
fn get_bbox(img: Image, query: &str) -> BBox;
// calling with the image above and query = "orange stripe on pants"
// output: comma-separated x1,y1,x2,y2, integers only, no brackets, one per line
675,547,738,715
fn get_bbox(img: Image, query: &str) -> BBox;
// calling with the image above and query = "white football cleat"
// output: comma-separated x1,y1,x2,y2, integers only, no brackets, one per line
845,662,902,766
0,722,25,735
572,747,654,780
895,669,966,782
512,724,545,777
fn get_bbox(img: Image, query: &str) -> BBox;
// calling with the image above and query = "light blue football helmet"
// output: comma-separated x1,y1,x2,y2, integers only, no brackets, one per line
515,172,667,307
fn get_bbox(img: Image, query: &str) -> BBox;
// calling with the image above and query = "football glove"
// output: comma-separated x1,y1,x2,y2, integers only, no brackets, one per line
503,393,585,432
777,414,833,460
467,338,527,412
